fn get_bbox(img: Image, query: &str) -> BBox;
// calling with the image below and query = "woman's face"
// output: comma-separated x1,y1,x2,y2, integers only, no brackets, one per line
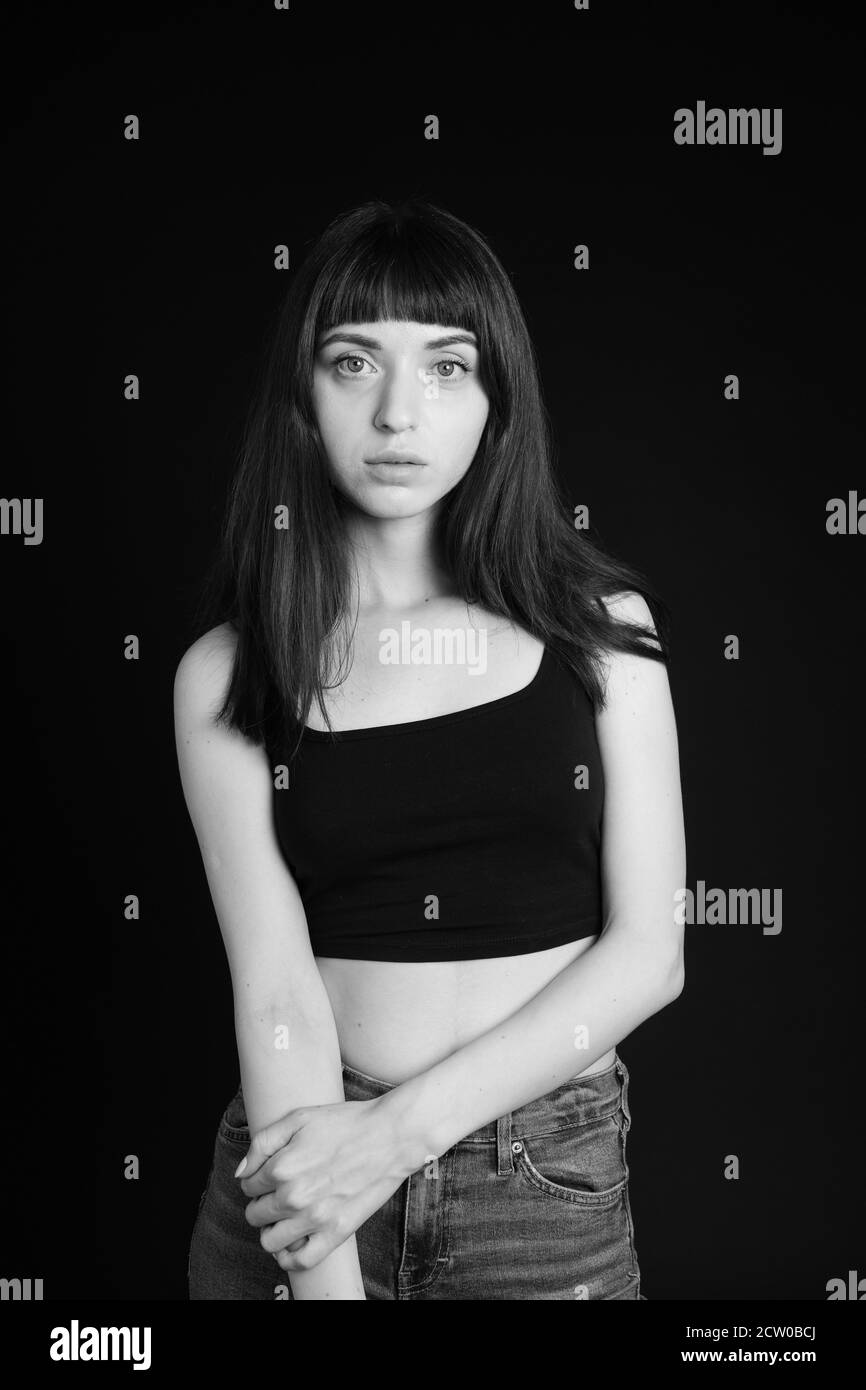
311,319,490,518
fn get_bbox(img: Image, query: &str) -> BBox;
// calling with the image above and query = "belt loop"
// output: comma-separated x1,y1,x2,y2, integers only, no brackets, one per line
496,1112,514,1175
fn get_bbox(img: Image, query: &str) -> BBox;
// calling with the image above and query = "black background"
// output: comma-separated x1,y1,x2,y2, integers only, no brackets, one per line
2,0,863,1301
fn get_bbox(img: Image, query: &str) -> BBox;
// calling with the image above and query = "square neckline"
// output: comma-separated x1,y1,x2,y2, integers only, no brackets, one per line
301,644,550,741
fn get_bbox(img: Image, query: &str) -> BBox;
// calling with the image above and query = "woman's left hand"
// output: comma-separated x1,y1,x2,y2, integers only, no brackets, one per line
236,1096,416,1271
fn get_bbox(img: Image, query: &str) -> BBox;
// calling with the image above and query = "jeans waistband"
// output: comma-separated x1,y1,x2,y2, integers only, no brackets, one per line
341,1052,631,1175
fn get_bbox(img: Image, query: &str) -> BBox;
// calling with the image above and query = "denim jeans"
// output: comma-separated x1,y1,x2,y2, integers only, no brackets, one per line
189,1051,646,1300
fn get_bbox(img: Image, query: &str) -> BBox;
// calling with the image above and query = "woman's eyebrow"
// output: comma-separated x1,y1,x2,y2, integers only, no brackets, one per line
317,331,478,351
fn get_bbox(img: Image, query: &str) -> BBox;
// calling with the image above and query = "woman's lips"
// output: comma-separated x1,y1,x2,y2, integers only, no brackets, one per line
364,460,426,479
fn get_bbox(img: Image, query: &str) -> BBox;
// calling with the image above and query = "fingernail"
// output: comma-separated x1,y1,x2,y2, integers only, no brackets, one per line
234,1157,247,1177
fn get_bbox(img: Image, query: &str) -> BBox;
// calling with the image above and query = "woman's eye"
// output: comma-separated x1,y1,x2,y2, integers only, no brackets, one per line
433,359,469,379
332,355,470,380
334,354,370,376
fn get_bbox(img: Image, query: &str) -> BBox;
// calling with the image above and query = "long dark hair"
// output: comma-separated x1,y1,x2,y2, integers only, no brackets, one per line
192,197,672,766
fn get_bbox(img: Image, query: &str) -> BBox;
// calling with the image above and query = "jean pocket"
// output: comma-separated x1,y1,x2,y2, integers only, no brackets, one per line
217,1088,250,1146
514,1114,628,1205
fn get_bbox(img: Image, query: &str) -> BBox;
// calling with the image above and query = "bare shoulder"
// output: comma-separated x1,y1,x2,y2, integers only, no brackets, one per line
173,620,274,864
173,621,239,722
172,621,261,791
596,590,669,710
599,589,659,639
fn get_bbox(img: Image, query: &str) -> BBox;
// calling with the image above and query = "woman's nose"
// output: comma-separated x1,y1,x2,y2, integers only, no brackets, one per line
373,367,424,433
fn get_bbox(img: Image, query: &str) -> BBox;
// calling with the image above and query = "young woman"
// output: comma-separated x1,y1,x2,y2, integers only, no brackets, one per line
175,198,686,1301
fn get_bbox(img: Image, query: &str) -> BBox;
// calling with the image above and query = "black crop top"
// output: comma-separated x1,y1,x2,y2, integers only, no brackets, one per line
271,646,605,962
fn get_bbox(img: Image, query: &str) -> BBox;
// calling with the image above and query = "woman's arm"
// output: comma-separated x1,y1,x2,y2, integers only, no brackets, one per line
174,623,365,1300
381,590,686,1156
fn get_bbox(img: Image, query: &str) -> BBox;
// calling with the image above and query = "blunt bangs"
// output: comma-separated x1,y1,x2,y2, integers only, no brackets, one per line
311,215,486,344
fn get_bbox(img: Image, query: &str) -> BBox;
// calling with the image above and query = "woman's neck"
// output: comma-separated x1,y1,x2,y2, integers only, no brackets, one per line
344,516,454,613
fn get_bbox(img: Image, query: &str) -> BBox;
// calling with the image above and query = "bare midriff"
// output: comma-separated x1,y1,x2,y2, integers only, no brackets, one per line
317,935,615,1087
